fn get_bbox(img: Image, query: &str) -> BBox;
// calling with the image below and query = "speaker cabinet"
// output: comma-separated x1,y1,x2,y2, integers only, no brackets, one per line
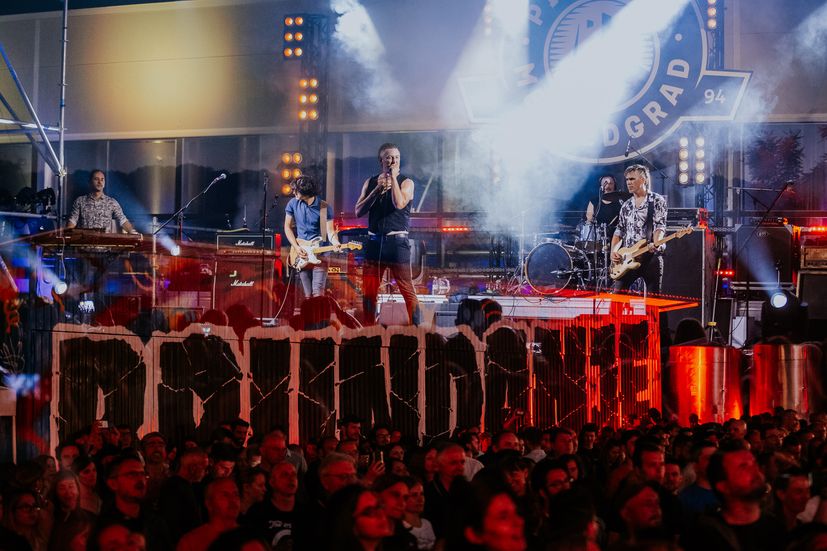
735,225,794,283
214,258,274,318
661,227,716,337
798,271,827,320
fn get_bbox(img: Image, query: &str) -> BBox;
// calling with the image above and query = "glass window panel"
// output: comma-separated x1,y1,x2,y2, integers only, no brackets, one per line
181,135,261,230
0,143,34,207
108,139,177,229
64,140,107,206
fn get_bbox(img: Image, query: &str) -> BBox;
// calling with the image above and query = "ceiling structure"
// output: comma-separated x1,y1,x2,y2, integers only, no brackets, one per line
0,0,181,16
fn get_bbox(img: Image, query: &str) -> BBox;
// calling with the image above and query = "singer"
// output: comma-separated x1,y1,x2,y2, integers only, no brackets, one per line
610,164,668,294
354,142,421,325
67,169,135,233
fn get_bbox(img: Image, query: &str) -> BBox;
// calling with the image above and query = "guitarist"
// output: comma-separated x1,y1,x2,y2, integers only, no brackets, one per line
610,164,668,293
354,143,421,325
284,175,340,297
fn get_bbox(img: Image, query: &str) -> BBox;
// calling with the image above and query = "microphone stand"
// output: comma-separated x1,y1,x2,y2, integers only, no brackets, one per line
153,174,225,240
259,172,269,323
591,185,604,293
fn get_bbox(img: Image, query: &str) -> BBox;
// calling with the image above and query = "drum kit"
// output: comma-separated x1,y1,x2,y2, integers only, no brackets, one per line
521,191,631,295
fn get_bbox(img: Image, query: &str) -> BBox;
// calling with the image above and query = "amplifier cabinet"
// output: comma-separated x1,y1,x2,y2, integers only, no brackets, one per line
801,246,827,269
661,227,716,336
213,257,274,318
734,225,794,284
798,271,827,320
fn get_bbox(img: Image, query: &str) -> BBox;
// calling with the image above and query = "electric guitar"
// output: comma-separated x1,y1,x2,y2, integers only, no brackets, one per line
609,226,693,281
289,238,362,270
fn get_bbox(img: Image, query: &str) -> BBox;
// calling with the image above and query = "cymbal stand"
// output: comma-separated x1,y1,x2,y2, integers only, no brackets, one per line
507,213,528,294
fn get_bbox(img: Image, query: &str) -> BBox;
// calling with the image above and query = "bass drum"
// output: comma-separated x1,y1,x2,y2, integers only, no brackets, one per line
525,240,591,295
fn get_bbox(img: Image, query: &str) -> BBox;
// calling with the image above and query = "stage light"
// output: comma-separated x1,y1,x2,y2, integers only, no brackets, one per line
695,173,706,184
282,14,307,60
281,184,293,195
770,290,788,309
679,161,689,172
292,153,302,164
299,110,308,120
679,149,689,161
299,78,308,88
695,149,705,159
54,281,67,295
679,137,689,148
292,169,302,179
695,161,705,172
308,109,319,120
707,0,716,4
678,173,690,184
707,7,717,17
282,169,291,180
695,137,705,147
308,93,318,104
707,19,717,29
299,94,308,104
309,78,318,88
281,153,292,164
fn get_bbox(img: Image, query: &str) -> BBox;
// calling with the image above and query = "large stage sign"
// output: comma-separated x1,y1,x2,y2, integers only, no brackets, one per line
49,309,661,447
459,0,751,163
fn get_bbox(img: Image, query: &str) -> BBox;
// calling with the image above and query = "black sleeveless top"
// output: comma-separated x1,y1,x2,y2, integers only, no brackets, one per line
367,173,412,234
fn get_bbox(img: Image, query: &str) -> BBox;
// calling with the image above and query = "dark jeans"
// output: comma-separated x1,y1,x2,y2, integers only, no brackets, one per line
362,235,420,325
612,254,663,294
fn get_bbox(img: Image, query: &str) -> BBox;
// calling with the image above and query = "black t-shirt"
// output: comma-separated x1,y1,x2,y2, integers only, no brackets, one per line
685,512,786,551
241,499,301,551
588,195,623,228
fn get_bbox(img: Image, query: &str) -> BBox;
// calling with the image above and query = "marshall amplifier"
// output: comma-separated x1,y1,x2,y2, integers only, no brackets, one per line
216,232,278,256
213,258,274,318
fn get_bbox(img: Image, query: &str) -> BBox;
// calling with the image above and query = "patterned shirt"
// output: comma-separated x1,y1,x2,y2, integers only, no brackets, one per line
68,193,129,232
613,191,667,248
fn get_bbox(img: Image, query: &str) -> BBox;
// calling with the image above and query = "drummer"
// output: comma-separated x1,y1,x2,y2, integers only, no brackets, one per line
584,175,623,237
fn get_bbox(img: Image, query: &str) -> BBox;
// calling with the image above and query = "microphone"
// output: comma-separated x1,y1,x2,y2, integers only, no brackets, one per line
624,139,632,158
210,173,228,186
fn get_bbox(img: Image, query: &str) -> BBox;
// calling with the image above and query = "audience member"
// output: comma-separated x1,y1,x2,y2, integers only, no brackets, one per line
176,478,240,551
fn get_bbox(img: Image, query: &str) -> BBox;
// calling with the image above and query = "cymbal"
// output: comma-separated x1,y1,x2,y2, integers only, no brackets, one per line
602,191,632,201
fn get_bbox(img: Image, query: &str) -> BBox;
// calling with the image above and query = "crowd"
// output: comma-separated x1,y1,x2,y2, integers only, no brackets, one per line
2,408,827,551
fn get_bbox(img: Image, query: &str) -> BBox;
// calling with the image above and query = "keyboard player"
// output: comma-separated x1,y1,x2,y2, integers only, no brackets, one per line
65,169,136,321
67,169,136,233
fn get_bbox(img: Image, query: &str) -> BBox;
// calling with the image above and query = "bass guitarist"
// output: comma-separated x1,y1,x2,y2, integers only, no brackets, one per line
610,164,668,294
284,175,340,298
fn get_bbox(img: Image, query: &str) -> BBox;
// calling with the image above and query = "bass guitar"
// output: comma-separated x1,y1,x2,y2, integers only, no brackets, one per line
289,238,362,271
609,226,693,281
